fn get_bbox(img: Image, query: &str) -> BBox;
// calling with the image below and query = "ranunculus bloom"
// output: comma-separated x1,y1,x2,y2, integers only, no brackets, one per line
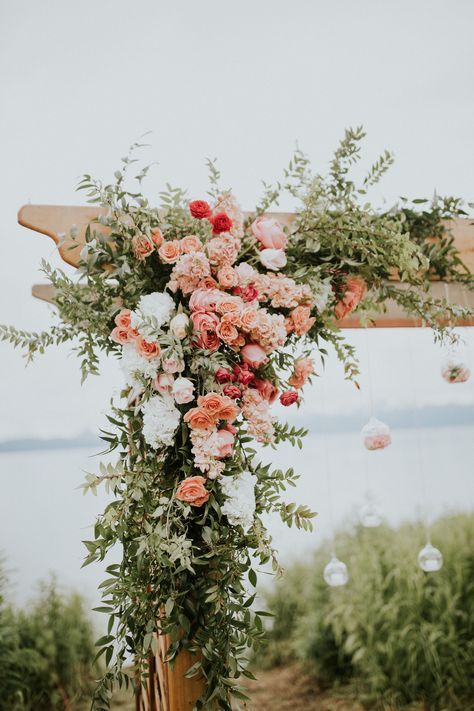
111,326,133,344
135,336,161,359
180,235,203,254
280,390,299,406
153,372,174,394
241,343,268,369
158,240,182,264
334,277,367,320
183,407,215,429
169,313,190,340
115,309,132,329
172,377,195,404
176,475,209,507
215,367,233,384
191,311,220,351
215,429,235,458
209,212,233,235
223,385,242,400
132,234,154,261
251,216,288,250
254,378,278,403
150,227,164,248
189,200,212,219
259,248,287,271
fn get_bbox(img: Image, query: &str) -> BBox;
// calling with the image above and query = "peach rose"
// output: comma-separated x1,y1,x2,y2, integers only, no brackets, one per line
150,227,164,248
215,429,235,458
189,288,223,313
253,378,278,403
241,343,268,369
135,336,161,359
199,276,219,290
115,309,132,329
153,372,174,393
197,393,224,418
191,311,220,352
216,396,240,422
180,235,203,254
216,296,243,316
183,406,215,430
111,326,134,344
217,265,238,289
216,318,240,346
132,234,154,261
176,476,209,507
334,277,367,320
251,216,288,250
158,240,182,264
289,306,315,336
239,307,259,332
260,248,287,271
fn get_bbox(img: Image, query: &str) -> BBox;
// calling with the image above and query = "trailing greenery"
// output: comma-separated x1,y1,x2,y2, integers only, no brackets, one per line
258,513,474,710
0,564,97,711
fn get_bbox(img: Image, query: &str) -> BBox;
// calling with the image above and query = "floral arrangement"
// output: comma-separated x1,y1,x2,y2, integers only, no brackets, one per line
2,128,473,710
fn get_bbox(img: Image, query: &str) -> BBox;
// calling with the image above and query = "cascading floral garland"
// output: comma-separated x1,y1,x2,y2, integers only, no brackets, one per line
2,128,473,710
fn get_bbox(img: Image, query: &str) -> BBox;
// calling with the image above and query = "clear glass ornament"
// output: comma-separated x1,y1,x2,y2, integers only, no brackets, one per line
441,358,470,384
361,416,391,451
417,542,443,572
361,501,382,528
323,555,349,587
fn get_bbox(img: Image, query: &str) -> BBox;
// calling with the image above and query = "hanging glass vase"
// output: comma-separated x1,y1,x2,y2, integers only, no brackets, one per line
417,542,443,572
361,416,391,451
361,501,382,528
323,555,349,587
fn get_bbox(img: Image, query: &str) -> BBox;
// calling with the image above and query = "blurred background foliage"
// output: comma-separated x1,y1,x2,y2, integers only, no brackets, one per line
257,513,474,710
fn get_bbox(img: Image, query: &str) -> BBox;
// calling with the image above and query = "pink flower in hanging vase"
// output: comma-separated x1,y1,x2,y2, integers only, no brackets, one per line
361,416,391,450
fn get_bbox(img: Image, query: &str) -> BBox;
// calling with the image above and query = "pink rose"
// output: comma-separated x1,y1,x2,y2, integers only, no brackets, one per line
153,372,174,393
172,377,195,404
254,378,278,404
217,265,238,289
132,234,154,261
223,385,242,400
189,288,223,313
150,228,164,248
162,356,185,373
251,216,288,250
176,476,209,507
232,364,255,386
241,344,268,369
259,248,287,271
191,311,220,352
215,367,233,384
114,309,132,329
215,429,235,459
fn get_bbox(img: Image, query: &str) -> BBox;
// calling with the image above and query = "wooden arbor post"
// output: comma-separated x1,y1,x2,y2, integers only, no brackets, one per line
18,205,474,710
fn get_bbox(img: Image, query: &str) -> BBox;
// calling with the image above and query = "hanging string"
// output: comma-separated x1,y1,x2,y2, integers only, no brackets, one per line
363,327,375,416
319,370,337,556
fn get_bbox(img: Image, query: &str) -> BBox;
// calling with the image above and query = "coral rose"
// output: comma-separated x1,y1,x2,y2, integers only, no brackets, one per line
216,397,240,421
241,343,268,369
254,378,278,403
197,393,225,417
215,429,235,458
158,240,181,264
216,319,240,346
111,326,133,344
135,337,161,359
189,200,212,219
115,309,132,329
183,407,214,430
176,476,209,507
280,390,299,406
260,248,287,271
251,216,288,250
132,234,154,261
209,212,233,235
150,227,164,248
334,277,367,320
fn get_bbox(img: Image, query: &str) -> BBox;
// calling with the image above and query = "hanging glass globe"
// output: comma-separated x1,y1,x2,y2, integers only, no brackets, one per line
441,357,470,384
417,543,443,572
361,502,382,528
361,416,391,451
323,556,349,587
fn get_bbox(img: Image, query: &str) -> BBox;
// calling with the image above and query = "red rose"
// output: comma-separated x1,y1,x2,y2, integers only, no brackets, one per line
280,390,299,406
189,200,212,219
232,364,255,386
216,367,233,384
223,385,242,400
242,285,259,302
209,212,233,235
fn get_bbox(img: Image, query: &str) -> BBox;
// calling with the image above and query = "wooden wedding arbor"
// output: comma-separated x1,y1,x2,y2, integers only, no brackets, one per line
18,205,474,711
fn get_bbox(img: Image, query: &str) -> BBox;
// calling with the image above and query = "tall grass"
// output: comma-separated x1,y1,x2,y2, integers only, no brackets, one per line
0,566,98,711
259,513,474,710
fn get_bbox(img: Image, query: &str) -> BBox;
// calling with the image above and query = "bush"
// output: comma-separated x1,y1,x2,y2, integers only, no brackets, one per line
0,566,98,711
259,513,474,710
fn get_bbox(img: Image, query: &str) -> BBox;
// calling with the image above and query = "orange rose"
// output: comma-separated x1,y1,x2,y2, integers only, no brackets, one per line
183,407,215,430
334,277,367,320
158,240,182,264
115,309,132,329
176,476,209,507
216,396,240,422
111,326,133,344
135,336,161,359
197,393,224,417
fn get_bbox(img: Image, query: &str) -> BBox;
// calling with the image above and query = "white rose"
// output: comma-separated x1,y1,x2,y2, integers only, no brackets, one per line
259,248,287,271
169,313,190,340
153,372,174,394
172,377,195,404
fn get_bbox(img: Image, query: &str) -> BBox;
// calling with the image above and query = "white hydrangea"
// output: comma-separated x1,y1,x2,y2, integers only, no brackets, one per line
131,291,175,336
120,343,159,385
312,279,333,313
220,470,256,530
142,395,181,449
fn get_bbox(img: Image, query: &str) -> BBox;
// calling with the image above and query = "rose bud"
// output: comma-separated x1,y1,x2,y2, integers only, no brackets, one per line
280,390,299,406
242,285,258,302
232,364,255,386
150,227,164,247
169,313,190,340
216,367,233,384
189,200,212,219
209,212,233,235
223,385,242,400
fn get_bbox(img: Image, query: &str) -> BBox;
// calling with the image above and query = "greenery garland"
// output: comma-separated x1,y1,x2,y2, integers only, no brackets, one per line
1,128,473,710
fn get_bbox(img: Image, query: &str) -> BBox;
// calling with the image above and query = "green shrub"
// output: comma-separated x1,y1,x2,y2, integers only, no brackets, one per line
0,567,98,711
259,513,474,710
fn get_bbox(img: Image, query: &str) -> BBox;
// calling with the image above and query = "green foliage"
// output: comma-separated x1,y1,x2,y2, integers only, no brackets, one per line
0,565,97,710
259,513,474,710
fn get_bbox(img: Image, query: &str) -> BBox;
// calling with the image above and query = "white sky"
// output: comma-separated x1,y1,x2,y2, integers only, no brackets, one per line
1,0,474,438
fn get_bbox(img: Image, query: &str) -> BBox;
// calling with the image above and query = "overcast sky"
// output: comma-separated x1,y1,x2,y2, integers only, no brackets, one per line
1,0,474,439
